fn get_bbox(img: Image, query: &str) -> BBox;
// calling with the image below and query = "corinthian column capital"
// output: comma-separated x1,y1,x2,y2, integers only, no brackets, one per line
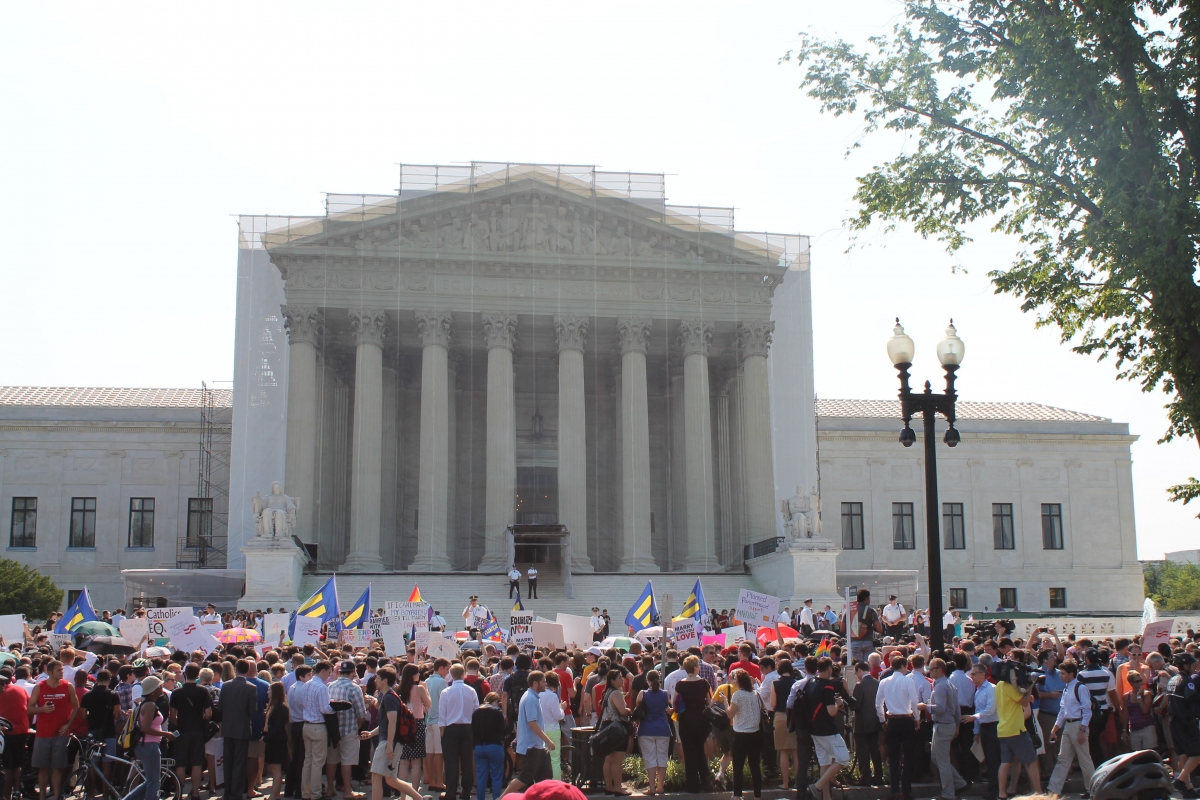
737,320,775,360
677,319,714,358
416,310,454,349
553,315,590,353
282,305,323,346
481,313,518,351
349,308,388,347
615,317,652,355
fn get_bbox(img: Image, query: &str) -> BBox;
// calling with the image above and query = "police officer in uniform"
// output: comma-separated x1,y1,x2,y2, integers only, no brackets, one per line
1169,654,1200,796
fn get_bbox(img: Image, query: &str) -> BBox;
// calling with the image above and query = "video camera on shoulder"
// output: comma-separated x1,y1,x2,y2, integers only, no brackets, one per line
992,659,1036,689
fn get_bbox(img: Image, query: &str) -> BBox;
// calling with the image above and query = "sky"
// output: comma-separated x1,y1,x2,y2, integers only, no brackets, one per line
1,1,1196,559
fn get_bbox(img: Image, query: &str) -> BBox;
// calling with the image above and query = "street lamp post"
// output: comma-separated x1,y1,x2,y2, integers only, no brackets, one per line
887,319,965,652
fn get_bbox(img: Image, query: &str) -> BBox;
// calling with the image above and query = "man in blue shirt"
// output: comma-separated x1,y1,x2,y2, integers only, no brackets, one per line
1035,649,1065,779
503,671,555,796
962,664,999,799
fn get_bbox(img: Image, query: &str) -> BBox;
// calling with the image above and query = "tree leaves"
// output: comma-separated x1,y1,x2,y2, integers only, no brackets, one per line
786,0,1200,504
0,558,61,620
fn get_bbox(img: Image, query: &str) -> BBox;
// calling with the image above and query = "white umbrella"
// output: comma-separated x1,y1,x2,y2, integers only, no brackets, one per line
634,626,665,643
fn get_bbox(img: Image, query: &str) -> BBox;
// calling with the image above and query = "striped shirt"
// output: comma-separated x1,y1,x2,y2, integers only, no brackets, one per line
1078,667,1116,711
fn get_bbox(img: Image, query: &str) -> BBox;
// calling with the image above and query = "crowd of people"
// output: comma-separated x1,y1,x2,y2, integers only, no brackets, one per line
2,587,1190,800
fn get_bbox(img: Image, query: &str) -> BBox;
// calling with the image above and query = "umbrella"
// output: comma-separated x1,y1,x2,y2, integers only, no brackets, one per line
633,626,664,644
79,636,136,655
598,636,633,651
143,646,173,658
0,652,16,666
71,621,118,641
215,628,262,644
757,624,800,646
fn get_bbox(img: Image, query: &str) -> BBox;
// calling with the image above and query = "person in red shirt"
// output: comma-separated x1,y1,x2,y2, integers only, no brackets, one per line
728,644,762,681
0,668,31,800
28,659,79,800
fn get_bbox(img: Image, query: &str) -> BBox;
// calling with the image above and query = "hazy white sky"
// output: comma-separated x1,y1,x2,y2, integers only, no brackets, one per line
1,1,1196,558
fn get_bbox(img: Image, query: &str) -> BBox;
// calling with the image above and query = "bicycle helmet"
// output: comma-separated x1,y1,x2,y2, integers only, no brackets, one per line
1089,749,1172,800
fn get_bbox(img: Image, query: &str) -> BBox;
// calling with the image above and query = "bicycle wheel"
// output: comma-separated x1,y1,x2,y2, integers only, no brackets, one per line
157,767,182,800
63,764,89,800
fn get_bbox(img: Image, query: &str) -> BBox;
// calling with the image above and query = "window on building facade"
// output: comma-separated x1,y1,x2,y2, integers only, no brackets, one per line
9,498,36,548
1049,587,1067,608
892,502,915,549
949,588,968,608
186,498,212,546
1000,588,1018,609
128,498,155,548
841,502,864,549
69,497,97,548
1042,503,1064,549
943,502,965,549
992,503,1015,550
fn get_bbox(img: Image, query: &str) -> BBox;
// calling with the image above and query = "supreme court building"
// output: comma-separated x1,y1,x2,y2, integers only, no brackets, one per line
229,163,817,578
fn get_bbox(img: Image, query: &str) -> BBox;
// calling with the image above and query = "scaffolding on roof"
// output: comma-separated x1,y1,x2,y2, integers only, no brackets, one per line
178,381,231,569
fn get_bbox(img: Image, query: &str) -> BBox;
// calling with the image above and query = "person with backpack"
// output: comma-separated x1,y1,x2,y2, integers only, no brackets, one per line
360,667,429,800
851,589,882,665
501,655,531,728
806,657,850,800
1047,660,1096,796
786,656,820,800
122,676,177,800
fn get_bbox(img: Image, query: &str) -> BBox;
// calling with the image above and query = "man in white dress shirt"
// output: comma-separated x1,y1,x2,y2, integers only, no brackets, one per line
876,654,923,799
798,600,815,635
882,596,906,640
526,566,538,599
507,567,521,599
588,608,605,643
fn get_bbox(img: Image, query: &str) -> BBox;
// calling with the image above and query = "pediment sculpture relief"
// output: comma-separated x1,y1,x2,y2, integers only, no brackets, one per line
384,194,755,263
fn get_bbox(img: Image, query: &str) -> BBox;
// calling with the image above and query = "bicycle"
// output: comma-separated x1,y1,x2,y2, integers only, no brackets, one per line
64,736,181,800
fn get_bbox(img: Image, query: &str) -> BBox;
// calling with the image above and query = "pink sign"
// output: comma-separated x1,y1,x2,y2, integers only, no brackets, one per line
701,634,724,646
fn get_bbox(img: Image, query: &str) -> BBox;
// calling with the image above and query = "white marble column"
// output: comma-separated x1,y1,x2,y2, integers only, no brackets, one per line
738,321,778,545
282,305,322,542
678,320,719,571
616,318,658,572
554,315,593,572
714,368,735,565
479,313,518,572
446,352,460,568
343,308,388,572
412,311,454,571
380,364,399,569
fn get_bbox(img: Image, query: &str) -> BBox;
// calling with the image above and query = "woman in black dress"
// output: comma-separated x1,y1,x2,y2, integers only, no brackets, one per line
263,681,290,800
674,656,713,793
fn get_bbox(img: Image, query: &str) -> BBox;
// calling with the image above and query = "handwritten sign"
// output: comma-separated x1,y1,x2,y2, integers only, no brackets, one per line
387,602,429,633
145,608,193,640
291,619,323,648
49,633,73,650
426,632,458,660
119,618,149,646
734,589,779,627
674,619,700,650
1143,618,1175,651
722,624,746,646
263,614,291,646
165,614,218,655
337,629,371,649
510,611,534,647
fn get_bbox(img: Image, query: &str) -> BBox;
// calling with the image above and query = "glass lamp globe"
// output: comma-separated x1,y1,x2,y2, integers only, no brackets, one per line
936,320,966,366
886,318,916,365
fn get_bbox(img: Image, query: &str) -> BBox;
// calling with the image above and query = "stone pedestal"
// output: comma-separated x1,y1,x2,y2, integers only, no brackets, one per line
745,538,841,607
239,538,308,610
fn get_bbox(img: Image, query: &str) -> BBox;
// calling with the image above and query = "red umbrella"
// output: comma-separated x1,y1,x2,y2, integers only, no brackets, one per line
757,624,799,646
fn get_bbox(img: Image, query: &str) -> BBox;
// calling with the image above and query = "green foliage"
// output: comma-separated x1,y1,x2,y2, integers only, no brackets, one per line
785,1,1200,501
1145,561,1200,610
0,557,61,620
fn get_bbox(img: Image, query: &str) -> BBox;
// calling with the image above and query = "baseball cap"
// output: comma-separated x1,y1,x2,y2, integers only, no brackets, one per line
503,780,587,800
1176,653,1197,669
586,646,603,657
339,660,356,674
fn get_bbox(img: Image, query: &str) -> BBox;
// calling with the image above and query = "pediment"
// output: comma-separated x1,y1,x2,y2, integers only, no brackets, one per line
267,167,798,269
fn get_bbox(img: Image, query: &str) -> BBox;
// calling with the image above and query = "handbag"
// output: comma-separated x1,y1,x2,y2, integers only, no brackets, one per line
631,693,648,723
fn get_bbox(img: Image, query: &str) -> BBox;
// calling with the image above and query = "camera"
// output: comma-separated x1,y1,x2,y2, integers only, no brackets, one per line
992,659,1036,689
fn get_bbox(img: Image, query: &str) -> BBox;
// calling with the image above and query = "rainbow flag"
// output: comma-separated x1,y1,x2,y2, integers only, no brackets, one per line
815,637,831,658
408,586,424,603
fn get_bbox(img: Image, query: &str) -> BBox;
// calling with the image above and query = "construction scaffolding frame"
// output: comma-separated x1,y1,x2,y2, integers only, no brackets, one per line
177,381,232,568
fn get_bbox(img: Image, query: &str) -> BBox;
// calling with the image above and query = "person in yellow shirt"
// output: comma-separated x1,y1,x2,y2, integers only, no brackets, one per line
711,678,736,788
995,652,1041,799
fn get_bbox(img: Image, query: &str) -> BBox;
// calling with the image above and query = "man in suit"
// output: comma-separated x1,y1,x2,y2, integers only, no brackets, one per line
852,661,883,786
220,659,261,800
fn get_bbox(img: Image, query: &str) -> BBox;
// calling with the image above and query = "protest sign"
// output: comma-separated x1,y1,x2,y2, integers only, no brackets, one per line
164,615,218,655
337,629,371,649
426,632,458,660
701,633,724,647
0,615,23,646
145,608,193,639
674,619,700,650
49,633,72,649
509,610,534,647
722,624,746,646
119,618,149,647
1143,619,1174,651
381,625,407,658
555,614,594,649
532,621,565,649
291,618,323,649
263,614,291,646
734,589,780,627
387,602,430,633
414,630,431,654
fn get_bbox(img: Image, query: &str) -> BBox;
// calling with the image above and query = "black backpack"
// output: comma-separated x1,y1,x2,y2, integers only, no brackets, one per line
507,671,530,723
789,679,823,733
